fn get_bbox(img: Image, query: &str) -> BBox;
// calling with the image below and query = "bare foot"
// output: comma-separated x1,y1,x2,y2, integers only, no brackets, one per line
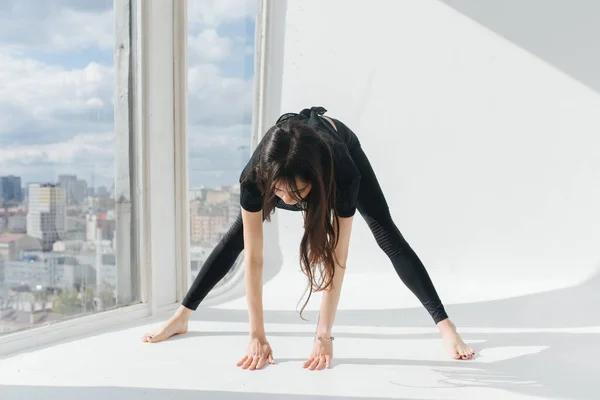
141,307,191,343
438,319,475,360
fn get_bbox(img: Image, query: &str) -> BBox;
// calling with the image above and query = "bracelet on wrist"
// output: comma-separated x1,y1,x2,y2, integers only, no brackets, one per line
315,333,335,341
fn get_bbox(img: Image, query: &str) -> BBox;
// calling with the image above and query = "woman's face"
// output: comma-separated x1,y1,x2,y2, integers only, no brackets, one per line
274,177,312,205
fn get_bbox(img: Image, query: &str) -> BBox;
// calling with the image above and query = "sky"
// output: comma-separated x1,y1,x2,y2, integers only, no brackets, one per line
0,0,256,190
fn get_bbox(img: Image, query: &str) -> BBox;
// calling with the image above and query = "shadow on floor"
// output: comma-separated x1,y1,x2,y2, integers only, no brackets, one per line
2,331,594,400
179,271,600,400
192,270,600,329
270,331,598,400
165,330,597,400
0,386,411,400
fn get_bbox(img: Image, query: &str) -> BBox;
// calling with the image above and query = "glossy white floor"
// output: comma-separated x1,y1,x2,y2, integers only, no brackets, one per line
1,210,599,400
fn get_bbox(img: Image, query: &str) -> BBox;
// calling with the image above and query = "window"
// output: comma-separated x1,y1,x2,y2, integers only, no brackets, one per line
0,1,137,335
187,1,258,290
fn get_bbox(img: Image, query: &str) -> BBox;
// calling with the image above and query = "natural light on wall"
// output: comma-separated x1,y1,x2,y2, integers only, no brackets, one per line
0,1,138,335
186,0,257,290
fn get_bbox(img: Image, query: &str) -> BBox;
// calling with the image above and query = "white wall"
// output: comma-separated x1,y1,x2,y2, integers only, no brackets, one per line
262,0,600,301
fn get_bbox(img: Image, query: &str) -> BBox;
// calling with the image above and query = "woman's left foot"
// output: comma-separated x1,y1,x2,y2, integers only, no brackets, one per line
438,319,475,360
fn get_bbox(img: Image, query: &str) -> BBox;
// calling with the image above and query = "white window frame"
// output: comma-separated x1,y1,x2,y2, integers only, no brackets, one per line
0,0,269,357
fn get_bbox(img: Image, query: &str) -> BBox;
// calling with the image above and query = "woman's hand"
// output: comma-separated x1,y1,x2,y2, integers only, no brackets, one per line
303,336,333,370
236,334,275,370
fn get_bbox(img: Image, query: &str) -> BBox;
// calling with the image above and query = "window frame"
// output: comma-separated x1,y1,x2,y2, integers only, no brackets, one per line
1,0,270,357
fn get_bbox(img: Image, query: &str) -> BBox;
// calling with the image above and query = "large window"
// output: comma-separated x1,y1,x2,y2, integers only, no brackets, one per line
187,1,257,287
0,1,137,335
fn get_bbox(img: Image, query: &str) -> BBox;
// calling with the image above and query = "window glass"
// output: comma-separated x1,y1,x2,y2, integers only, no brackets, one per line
187,1,257,287
0,0,137,334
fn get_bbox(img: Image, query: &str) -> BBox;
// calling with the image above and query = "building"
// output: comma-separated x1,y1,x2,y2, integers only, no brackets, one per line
65,216,87,240
190,201,228,245
58,175,76,202
204,187,231,205
86,212,116,242
0,175,23,204
189,185,241,245
0,209,27,233
9,213,27,233
6,250,96,289
85,196,116,212
189,187,207,201
57,175,87,205
27,184,67,251
0,233,43,262
70,180,88,205
228,184,241,224
4,259,71,289
96,186,110,198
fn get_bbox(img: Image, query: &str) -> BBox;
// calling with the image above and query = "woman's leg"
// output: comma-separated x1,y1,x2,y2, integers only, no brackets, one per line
182,212,246,310
349,144,448,324
349,143,475,359
142,212,245,343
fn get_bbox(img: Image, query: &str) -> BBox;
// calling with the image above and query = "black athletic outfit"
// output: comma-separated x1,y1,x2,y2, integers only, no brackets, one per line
182,106,449,324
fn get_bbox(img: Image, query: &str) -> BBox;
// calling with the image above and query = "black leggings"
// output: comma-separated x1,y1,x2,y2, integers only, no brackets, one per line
182,144,449,325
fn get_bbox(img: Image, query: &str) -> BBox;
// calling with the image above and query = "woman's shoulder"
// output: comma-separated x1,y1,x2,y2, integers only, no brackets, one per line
320,115,338,131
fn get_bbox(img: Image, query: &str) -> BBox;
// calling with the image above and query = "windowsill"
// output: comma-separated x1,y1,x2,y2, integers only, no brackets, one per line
0,302,166,358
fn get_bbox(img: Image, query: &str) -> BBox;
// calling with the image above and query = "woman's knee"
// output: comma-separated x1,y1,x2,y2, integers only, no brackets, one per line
365,215,406,257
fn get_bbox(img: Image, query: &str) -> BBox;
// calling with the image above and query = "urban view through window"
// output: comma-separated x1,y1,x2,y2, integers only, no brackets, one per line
187,1,256,287
0,0,256,334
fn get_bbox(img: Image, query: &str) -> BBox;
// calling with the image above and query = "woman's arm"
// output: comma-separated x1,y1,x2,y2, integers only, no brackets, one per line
241,207,265,337
316,215,354,337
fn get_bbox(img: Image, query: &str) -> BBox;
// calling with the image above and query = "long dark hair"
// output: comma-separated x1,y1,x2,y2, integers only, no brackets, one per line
241,118,341,319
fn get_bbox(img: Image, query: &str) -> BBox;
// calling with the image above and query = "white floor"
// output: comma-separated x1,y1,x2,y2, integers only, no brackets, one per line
1,268,599,400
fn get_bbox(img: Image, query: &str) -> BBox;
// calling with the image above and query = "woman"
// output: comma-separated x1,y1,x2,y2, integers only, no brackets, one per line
142,106,475,370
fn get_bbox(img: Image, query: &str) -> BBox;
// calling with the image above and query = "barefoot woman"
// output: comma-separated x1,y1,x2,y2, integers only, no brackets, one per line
142,106,475,369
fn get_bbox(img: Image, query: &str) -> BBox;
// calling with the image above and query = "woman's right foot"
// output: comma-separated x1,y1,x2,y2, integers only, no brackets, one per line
141,308,190,343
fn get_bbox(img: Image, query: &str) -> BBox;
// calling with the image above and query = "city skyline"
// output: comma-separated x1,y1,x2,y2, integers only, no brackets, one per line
0,173,112,203
0,0,256,190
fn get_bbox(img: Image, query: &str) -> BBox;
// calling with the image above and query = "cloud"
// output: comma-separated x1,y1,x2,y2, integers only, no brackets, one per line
188,123,252,187
188,0,257,29
0,1,113,52
185,0,257,186
0,133,113,165
0,132,115,184
189,123,250,148
0,54,114,144
188,29,232,63
188,63,254,127
0,0,257,189
0,0,112,13
0,48,114,186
